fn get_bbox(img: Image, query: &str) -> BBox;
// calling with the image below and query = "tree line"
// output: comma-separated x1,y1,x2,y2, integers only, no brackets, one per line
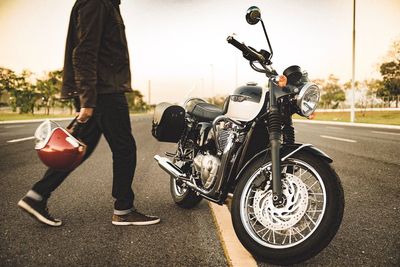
1,40,398,112
0,68,149,114
317,40,399,109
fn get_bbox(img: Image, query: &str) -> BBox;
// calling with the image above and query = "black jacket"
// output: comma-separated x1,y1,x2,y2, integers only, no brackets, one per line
61,0,132,108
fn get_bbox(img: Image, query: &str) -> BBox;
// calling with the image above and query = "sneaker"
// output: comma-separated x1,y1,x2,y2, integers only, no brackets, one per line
17,196,62,227
112,210,160,226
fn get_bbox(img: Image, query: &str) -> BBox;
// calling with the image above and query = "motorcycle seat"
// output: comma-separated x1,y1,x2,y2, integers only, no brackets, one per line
185,98,223,121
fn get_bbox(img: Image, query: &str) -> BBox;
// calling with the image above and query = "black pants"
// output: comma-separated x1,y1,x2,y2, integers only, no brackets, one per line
32,93,136,211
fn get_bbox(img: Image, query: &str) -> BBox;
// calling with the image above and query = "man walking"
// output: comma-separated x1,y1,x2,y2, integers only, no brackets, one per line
18,0,160,226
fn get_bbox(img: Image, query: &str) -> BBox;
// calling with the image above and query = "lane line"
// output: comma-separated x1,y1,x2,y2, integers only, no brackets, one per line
4,125,25,129
371,131,400,136
320,135,357,143
7,136,35,143
326,126,344,130
209,202,257,267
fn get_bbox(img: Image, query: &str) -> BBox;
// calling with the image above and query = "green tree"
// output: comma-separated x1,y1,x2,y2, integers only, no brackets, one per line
37,70,63,114
379,61,400,107
126,89,148,112
320,75,346,109
0,68,40,113
378,39,400,107
0,67,18,106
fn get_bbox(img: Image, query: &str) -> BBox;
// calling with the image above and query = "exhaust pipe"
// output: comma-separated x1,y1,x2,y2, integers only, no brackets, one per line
154,155,188,179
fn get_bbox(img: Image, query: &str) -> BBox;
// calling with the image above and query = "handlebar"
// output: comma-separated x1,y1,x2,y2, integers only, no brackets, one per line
227,35,265,63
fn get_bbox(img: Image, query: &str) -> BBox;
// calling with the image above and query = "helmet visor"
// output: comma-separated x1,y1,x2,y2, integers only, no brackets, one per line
34,120,61,149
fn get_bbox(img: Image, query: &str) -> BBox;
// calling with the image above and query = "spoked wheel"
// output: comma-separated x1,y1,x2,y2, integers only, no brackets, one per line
232,151,344,265
170,148,202,209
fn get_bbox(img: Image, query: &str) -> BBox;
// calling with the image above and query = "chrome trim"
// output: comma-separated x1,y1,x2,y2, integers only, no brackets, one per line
212,115,243,152
296,82,320,117
154,155,188,180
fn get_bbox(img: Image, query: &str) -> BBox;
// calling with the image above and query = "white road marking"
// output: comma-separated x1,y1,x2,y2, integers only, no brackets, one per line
7,136,35,143
326,126,344,130
4,125,25,129
371,131,400,136
209,202,257,267
320,135,357,143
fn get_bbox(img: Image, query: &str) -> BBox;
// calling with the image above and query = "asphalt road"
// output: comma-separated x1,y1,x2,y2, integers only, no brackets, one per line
0,115,399,267
0,115,226,267
259,121,400,267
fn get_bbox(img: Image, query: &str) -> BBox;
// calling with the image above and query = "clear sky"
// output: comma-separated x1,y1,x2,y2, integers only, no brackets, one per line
0,0,399,104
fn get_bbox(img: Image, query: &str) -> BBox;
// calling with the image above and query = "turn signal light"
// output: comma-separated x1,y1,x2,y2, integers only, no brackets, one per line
278,75,287,87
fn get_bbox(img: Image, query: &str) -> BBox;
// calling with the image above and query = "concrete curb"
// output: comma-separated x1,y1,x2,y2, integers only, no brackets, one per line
293,119,400,130
209,202,257,267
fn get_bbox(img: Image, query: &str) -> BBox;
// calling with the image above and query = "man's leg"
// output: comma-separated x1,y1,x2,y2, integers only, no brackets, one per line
18,117,102,226
98,94,136,212
98,93,159,225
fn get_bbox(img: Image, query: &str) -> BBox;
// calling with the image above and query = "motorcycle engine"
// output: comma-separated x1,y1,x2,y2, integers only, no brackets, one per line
193,153,221,190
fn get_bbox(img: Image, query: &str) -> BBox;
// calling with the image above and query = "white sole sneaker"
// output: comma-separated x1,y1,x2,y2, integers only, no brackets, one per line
18,200,62,227
112,218,161,226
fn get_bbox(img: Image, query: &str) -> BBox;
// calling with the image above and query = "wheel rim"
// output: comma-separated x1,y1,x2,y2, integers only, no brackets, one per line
239,159,327,249
172,177,187,197
171,156,189,197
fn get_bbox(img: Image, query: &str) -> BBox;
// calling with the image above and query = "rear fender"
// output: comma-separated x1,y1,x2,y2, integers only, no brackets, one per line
234,143,332,183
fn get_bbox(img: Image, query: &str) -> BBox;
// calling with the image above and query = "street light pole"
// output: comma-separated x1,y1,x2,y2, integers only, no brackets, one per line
351,0,356,123
210,64,215,104
148,80,151,105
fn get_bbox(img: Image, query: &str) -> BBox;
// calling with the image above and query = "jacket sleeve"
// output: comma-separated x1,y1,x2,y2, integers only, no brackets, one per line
72,0,106,108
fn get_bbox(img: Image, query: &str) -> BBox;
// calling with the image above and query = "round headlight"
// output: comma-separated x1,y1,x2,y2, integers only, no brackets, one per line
296,82,320,117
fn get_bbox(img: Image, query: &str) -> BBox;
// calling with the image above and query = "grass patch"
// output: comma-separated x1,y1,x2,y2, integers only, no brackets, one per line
293,111,400,125
0,113,74,121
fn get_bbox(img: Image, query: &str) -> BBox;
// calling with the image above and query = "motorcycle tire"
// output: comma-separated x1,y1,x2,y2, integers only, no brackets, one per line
231,151,344,265
170,177,203,209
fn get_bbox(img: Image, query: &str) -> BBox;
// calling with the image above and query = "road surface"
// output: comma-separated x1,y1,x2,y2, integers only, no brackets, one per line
0,115,399,266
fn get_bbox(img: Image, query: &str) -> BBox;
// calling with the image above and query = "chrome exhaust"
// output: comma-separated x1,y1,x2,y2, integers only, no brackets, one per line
155,155,224,200
154,155,188,179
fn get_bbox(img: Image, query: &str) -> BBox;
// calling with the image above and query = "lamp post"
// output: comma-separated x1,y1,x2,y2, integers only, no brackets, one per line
350,0,356,123
210,64,215,103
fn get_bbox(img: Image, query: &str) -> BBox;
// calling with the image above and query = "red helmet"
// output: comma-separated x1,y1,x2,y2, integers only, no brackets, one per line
34,120,86,171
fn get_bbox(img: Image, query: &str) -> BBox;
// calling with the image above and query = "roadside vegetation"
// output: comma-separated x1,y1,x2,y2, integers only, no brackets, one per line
0,40,399,123
294,111,400,125
0,69,150,116
0,113,74,122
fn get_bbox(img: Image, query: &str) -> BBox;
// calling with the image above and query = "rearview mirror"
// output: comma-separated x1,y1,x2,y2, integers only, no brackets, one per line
246,6,261,25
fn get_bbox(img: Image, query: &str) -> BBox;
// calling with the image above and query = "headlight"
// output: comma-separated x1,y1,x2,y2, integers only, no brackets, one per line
296,82,320,117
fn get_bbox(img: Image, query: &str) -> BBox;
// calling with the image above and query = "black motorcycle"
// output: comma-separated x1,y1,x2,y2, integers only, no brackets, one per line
152,6,344,265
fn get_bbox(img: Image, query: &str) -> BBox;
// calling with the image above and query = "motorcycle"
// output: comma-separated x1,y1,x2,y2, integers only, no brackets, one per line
152,6,344,265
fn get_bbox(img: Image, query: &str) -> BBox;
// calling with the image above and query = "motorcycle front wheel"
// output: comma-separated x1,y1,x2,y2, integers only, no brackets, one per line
231,151,344,265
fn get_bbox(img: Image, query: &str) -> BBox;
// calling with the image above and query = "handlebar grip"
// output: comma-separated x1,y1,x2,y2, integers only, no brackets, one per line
227,36,247,52
227,36,265,63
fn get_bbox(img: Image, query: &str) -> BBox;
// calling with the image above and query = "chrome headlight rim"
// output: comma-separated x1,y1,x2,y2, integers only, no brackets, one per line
296,82,320,117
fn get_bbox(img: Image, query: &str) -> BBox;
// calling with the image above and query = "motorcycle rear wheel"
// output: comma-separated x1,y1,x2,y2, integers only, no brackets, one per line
231,151,344,265
170,177,203,209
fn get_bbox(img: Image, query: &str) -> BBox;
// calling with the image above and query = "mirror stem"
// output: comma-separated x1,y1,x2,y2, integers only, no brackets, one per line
260,19,273,59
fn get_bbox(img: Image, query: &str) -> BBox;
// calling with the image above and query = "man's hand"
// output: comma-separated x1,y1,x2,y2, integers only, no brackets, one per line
77,108,94,123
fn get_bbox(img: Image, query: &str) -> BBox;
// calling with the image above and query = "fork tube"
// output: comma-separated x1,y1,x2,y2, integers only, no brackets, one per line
268,79,283,204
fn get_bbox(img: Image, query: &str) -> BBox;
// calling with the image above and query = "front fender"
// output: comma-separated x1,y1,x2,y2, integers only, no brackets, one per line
234,143,332,183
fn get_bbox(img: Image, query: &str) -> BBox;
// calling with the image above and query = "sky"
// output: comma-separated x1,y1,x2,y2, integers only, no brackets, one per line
0,0,399,104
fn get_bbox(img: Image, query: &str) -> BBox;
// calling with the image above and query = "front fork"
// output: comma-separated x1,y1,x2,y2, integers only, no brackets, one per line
268,79,284,205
